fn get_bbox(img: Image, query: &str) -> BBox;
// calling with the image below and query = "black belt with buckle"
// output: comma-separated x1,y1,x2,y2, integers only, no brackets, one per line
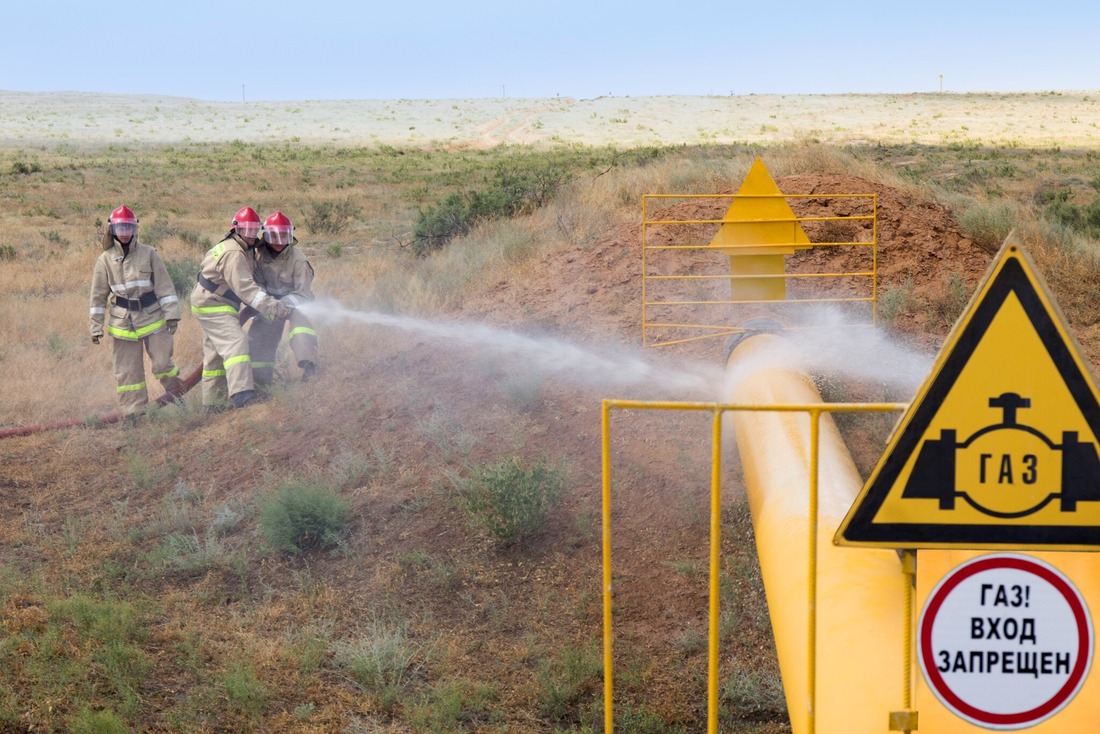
113,291,159,310
197,274,242,307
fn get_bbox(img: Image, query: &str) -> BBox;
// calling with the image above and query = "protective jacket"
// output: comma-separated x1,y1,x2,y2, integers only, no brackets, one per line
250,239,319,385
191,233,287,318
89,232,180,341
190,233,288,407
254,239,315,304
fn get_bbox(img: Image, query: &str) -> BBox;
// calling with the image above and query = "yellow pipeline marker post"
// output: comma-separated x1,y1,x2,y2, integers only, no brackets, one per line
709,157,812,302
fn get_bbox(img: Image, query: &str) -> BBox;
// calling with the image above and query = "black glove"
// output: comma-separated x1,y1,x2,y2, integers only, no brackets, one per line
91,335,101,345
166,320,178,335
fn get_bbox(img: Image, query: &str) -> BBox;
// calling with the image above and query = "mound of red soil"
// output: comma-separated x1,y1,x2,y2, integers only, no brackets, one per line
462,173,992,353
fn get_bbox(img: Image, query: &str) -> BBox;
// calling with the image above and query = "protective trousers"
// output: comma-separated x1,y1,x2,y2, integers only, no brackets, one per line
248,311,318,387
195,308,253,407
111,330,178,416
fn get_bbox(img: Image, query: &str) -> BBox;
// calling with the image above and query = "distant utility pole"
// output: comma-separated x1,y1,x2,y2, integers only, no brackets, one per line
502,84,506,99
242,84,246,102
939,74,943,94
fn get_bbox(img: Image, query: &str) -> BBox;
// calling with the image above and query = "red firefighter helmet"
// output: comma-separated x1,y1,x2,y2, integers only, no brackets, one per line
108,205,138,241
232,206,262,240
263,210,294,247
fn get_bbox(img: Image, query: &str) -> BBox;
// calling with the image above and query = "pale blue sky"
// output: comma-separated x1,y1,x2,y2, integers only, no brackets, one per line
5,1,1098,101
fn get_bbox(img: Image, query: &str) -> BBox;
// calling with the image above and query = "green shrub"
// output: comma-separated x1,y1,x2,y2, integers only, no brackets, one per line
957,200,1016,251
177,229,210,249
928,272,970,328
223,662,267,719
304,196,361,235
141,216,176,246
331,618,428,712
412,191,472,257
616,703,688,733
721,663,787,721
407,679,498,730
536,643,602,723
412,161,569,257
70,708,129,734
41,230,69,245
1037,187,1100,238
877,276,918,325
47,595,150,717
453,457,565,544
163,257,199,303
11,159,41,175
259,481,349,554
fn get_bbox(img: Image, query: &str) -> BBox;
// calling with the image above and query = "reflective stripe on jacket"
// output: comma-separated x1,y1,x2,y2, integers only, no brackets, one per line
89,238,180,341
190,234,285,318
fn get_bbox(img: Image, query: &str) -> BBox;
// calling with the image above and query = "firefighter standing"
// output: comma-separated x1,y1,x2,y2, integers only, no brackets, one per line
89,205,183,417
248,211,320,387
190,207,293,410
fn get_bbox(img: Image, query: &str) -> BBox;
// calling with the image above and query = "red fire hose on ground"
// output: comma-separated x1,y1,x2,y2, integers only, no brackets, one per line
0,365,202,440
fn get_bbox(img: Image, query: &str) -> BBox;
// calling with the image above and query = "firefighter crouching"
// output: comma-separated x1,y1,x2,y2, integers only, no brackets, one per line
89,205,183,418
249,211,320,387
191,207,293,411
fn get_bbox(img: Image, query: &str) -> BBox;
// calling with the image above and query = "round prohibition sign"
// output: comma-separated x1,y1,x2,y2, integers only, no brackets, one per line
919,554,1094,730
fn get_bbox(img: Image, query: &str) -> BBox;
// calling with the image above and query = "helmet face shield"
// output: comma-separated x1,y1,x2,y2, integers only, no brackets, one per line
264,225,293,247
111,222,137,240
235,221,261,240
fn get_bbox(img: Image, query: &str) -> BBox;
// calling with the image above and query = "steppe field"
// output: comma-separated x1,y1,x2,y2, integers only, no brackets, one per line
3,91,1100,149
2,91,1100,733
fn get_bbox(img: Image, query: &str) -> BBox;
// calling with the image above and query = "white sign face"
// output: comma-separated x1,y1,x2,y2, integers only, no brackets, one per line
919,554,1094,729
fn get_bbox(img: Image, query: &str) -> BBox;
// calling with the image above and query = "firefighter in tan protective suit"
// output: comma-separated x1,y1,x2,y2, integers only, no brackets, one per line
89,205,183,418
248,211,320,387
190,207,293,411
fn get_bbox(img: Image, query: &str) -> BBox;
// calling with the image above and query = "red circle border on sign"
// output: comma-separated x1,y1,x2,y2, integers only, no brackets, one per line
919,554,1092,728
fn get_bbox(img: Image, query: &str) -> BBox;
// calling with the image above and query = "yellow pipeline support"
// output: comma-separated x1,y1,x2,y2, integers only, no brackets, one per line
726,333,909,734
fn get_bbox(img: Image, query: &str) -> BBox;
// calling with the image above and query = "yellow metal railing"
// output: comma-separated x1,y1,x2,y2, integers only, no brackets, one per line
600,398,907,734
641,193,878,348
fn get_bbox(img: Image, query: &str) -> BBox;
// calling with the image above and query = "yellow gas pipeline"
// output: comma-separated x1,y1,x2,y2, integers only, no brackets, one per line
726,332,909,734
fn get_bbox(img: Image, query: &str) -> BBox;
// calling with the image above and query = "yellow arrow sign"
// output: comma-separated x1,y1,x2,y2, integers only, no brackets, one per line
837,234,1100,550
708,157,813,302
709,157,812,254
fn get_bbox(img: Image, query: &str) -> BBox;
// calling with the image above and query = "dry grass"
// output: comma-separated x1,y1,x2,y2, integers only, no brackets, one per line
4,130,1100,732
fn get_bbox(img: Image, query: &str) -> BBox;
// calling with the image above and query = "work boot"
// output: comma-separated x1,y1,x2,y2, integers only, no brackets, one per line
231,390,259,409
300,361,319,383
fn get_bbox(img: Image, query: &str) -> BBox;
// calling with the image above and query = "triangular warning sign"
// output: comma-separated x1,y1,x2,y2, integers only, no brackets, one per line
837,234,1100,550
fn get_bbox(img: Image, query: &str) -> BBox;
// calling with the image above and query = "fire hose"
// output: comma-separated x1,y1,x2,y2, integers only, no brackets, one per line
0,365,201,440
